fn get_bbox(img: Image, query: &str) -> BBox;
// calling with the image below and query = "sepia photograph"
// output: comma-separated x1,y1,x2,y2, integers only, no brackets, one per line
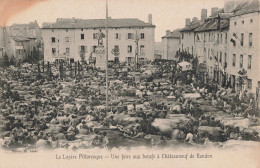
0,0,259,167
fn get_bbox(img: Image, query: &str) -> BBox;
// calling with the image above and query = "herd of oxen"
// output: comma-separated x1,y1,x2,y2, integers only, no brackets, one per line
0,60,259,151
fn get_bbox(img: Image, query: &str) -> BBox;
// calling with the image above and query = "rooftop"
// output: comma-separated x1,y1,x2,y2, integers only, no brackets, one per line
11,28,36,41
195,14,231,32
231,0,260,16
179,21,202,32
12,21,39,29
162,29,181,38
42,18,155,29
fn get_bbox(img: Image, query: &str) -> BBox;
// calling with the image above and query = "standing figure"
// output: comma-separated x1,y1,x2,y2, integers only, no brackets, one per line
98,29,105,46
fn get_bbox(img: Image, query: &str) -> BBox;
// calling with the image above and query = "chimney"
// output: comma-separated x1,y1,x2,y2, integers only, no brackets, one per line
185,18,191,26
166,30,170,36
201,9,207,21
192,17,198,22
211,7,218,16
148,14,152,24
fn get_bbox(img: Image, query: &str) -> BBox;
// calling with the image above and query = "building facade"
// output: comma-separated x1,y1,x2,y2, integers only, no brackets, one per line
42,16,155,64
161,29,181,60
0,21,41,62
154,42,164,60
179,9,207,56
227,1,260,94
194,10,231,85
179,0,260,98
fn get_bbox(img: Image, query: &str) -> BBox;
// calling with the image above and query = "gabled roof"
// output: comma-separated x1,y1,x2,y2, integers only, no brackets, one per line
162,29,181,38
11,28,35,41
12,21,38,29
179,21,202,32
195,14,230,32
42,18,155,29
232,0,259,16
28,22,38,29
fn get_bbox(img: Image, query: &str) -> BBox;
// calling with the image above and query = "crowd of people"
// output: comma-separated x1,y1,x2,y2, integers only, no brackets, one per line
0,59,259,151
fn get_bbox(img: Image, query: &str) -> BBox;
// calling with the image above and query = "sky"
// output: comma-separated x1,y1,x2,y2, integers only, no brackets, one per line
2,0,225,42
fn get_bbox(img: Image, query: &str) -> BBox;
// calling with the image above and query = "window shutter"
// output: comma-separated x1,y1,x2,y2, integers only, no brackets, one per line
132,33,134,40
118,34,121,40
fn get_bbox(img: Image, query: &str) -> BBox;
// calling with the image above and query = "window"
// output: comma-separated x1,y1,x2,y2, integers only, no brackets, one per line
182,33,184,39
240,54,243,68
52,48,56,55
234,22,237,26
196,34,200,41
220,52,222,63
114,45,119,55
128,33,133,39
247,79,252,90
81,34,84,40
140,45,145,54
242,20,244,24
248,55,252,69
65,37,70,42
220,34,222,43
93,33,98,39
140,33,145,39
225,33,227,43
208,33,210,42
208,48,210,59
127,45,132,53
80,46,85,52
217,34,219,43
249,33,252,47
92,46,97,52
224,53,227,67
81,29,83,31
51,37,55,43
231,37,236,46
115,33,121,40
232,54,236,67
52,29,54,32
66,48,70,53
66,29,68,32
204,33,206,42
241,33,244,46
250,19,253,23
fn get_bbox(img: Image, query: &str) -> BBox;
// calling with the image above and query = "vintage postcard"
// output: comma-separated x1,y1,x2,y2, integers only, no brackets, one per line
0,0,259,167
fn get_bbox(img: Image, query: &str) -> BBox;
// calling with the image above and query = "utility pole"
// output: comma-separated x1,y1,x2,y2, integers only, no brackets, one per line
135,29,139,71
105,0,109,110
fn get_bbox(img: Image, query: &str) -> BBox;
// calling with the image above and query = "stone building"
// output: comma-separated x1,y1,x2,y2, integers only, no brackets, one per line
194,8,232,85
154,42,164,60
178,0,260,97
161,29,181,60
0,21,41,62
179,15,202,56
41,16,155,64
226,0,260,94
